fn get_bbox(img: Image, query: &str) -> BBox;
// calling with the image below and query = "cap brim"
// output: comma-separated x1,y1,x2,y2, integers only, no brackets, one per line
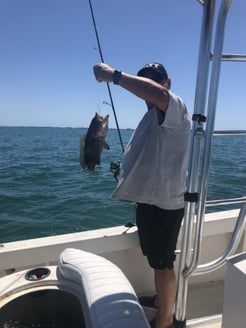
137,67,156,77
137,67,167,83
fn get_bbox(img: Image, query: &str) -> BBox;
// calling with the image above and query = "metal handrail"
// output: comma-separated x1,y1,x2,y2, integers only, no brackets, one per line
175,0,215,321
187,0,233,278
211,53,246,61
195,203,246,274
206,196,246,207
174,198,246,258
175,0,235,323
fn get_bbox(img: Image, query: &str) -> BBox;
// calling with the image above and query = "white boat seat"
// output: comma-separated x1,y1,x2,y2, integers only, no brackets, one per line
58,248,150,328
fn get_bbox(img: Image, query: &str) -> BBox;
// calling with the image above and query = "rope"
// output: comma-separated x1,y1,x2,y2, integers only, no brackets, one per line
88,0,125,153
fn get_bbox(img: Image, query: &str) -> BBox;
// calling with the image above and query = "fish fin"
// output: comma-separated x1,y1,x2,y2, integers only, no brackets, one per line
104,141,110,150
79,135,86,168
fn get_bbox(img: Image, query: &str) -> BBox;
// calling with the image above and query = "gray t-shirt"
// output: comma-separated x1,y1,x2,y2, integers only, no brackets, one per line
112,91,191,210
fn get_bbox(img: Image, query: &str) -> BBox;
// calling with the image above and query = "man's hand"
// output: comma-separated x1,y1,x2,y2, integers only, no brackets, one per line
93,63,115,83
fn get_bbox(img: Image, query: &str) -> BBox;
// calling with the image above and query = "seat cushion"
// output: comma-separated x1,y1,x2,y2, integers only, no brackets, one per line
58,248,150,328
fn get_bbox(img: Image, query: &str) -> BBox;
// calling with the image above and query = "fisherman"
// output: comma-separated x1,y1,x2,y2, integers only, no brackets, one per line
93,62,191,328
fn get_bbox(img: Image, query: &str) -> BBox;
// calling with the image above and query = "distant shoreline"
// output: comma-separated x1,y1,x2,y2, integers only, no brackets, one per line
213,130,246,135
0,126,246,134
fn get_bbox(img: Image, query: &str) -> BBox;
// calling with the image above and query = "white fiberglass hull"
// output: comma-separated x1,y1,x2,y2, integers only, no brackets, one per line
0,208,245,328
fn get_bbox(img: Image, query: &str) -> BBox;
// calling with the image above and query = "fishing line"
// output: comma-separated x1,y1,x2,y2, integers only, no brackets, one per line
88,0,125,154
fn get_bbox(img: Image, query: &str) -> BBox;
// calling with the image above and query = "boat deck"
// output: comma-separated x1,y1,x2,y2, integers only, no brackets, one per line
190,322,221,328
142,279,224,328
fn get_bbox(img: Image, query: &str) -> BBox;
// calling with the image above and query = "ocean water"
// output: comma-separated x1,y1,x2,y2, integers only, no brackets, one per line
0,127,245,244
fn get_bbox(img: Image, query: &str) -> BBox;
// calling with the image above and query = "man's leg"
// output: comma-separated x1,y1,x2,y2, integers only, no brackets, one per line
136,205,183,327
154,268,176,328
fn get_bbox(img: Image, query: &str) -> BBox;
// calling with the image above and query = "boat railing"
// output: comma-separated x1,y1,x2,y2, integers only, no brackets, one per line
195,202,246,275
175,0,246,326
206,196,246,207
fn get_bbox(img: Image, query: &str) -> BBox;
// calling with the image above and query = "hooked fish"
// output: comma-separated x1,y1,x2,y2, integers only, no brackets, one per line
80,113,110,170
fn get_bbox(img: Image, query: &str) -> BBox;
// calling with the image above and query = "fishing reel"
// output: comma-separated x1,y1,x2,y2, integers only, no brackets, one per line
110,161,121,181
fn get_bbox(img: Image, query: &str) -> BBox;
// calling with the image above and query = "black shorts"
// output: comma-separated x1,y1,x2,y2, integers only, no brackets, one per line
136,203,184,270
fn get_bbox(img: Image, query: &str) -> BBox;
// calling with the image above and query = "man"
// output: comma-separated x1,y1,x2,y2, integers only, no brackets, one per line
93,62,190,328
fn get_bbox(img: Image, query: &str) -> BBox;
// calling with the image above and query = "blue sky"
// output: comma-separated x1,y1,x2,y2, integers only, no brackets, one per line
1,0,245,129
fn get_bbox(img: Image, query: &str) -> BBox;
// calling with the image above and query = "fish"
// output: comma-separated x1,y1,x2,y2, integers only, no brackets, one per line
80,113,110,170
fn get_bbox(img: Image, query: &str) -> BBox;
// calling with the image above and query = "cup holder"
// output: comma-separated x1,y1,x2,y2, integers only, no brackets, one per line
25,267,51,281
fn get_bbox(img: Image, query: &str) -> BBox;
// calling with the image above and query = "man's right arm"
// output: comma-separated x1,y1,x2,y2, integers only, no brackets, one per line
93,63,169,111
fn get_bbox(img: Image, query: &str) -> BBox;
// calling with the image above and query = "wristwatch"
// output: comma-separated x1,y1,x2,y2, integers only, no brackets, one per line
113,70,122,84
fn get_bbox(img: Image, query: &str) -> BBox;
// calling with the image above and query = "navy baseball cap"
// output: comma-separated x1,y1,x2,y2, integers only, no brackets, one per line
137,62,168,83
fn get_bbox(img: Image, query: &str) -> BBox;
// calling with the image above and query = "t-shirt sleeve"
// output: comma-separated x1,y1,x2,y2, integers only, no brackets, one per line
161,91,188,130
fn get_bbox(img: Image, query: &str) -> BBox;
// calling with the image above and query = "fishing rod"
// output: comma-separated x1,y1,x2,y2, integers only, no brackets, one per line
88,0,125,155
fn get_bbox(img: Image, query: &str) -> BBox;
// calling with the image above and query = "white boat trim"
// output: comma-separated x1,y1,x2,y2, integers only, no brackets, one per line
0,209,243,278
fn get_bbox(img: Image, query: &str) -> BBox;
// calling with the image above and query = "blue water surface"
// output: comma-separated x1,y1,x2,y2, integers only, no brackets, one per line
0,127,245,243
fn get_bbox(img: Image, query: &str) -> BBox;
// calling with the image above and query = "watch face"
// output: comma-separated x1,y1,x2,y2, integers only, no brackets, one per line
113,70,122,84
